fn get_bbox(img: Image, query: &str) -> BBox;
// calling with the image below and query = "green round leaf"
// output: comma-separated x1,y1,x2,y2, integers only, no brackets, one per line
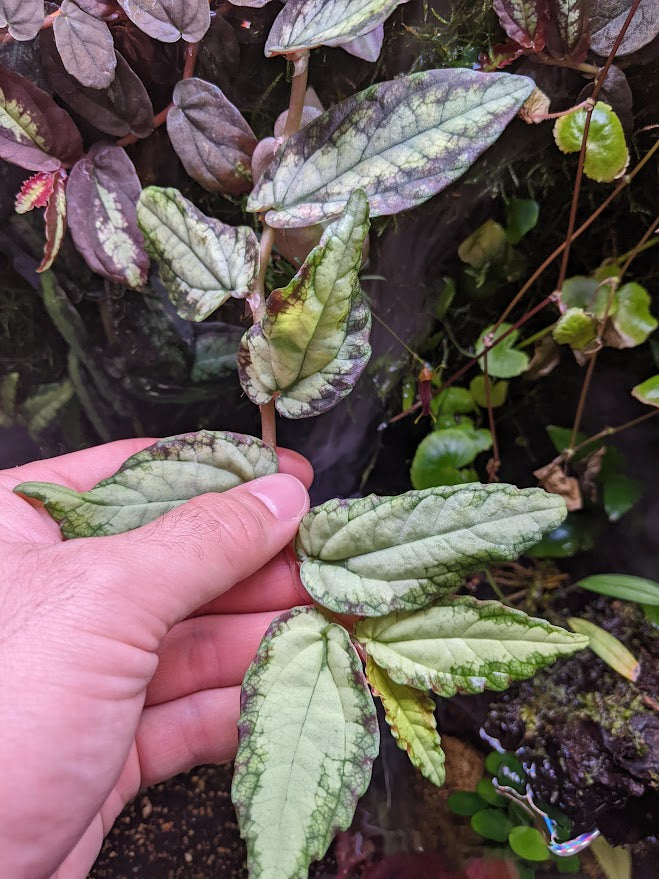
410,428,492,489
553,102,629,183
509,826,550,861
505,197,540,245
447,791,487,816
476,777,506,806
476,323,530,378
471,808,513,842
632,374,659,407
602,473,643,522
469,375,509,408
458,219,508,269
576,574,659,606
430,385,476,415
609,283,657,348
561,275,613,319
553,308,597,349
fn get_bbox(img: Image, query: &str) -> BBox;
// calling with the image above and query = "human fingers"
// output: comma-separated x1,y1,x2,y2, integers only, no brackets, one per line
276,447,314,489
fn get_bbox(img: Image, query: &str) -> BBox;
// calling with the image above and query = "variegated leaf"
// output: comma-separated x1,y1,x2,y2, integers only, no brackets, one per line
38,167,67,272
14,430,278,537
590,0,659,58
493,0,549,50
66,143,149,289
238,189,371,418
366,656,445,786
116,0,210,43
265,0,408,56
232,606,379,879
137,187,259,321
167,78,257,195
341,24,384,61
53,0,116,89
356,597,589,696
295,483,566,616
0,64,82,172
14,171,55,213
548,0,590,61
0,0,44,42
248,69,535,227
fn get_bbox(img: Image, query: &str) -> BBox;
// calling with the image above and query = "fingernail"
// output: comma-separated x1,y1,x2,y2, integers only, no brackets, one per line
248,474,309,521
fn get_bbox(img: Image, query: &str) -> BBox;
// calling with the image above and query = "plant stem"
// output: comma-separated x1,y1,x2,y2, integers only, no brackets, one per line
536,54,599,76
568,352,598,451
183,42,199,79
570,409,658,457
482,353,500,482
484,569,508,603
116,103,172,148
618,214,659,278
283,52,310,137
98,280,116,344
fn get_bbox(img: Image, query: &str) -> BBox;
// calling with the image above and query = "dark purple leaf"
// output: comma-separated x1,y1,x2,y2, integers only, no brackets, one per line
53,0,116,89
493,0,549,50
546,0,590,62
41,31,154,138
0,64,83,172
590,0,658,57
116,0,210,43
66,143,149,289
0,0,44,42
166,77,257,195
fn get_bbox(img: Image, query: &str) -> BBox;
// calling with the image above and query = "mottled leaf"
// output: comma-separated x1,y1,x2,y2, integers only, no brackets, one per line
576,573,659,606
607,282,657,347
238,189,371,418
355,597,588,695
232,606,379,879
410,427,492,490
341,24,384,61
137,186,259,321
548,0,590,61
37,167,67,272
295,483,567,616
14,170,54,212
116,0,210,43
53,0,116,89
476,323,530,378
248,69,535,227
66,143,149,289
590,0,659,57
631,374,659,407
167,78,256,195
265,0,408,56
0,64,82,172
42,34,154,139
366,656,445,786
552,307,597,348
568,618,639,681
14,430,278,537
493,0,550,50
0,0,43,42
554,102,629,183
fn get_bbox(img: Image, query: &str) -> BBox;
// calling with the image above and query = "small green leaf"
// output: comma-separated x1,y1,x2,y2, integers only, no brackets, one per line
553,308,597,349
447,791,487,816
296,484,567,616
553,102,629,183
608,283,657,348
14,430,278,538
248,69,534,227
232,606,379,879
476,777,506,806
366,656,445,786
410,427,492,489
561,275,612,319
505,197,539,245
602,473,643,522
632,374,659,407
471,808,512,842
431,386,475,416
355,597,588,695
476,323,530,378
528,513,600,558
581,574,659,606
238,189,371,418
137,187,259,322
458,220,508,269
568,617,640,681
469,375,508,408
509,826,550,861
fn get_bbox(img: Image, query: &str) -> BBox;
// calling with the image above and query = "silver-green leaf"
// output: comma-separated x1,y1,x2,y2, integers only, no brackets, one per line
116,0,210,43
356,597,589,696
232,605,379,879
296,483,566,616
237,189,371,418
14,430,278,537
247,69,535,227
137,187,259,321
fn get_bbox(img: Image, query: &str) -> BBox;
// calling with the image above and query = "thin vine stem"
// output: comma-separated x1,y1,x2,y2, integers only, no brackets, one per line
568,352,598,451
569,409,659,458
482,352,500,482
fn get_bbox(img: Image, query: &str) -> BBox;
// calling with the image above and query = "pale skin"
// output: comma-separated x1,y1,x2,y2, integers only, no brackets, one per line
0,438,313,879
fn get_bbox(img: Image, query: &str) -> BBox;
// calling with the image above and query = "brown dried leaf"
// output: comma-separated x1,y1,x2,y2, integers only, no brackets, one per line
116,0,210,43
66,143,149,289
166,77,256,195
53,0,116,89
580,446,605,503
0,0,44,42
533,460,582,511
518,86,551,122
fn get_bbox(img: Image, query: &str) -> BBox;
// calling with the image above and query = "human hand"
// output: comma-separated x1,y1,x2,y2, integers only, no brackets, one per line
0,438,312,879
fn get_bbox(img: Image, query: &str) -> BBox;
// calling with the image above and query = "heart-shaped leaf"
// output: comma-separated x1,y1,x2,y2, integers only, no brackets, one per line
631,374,659,407
0,0,43,41
607,282,657,348
575,573,659,606
476,323,530,378
248,69,535,227
295,483,566,616
560,275,612,318
54,0,116,89
238,189,372,418
469,375,509,408
232,606,379,879
137,187,260,321
493,0,550,50
410,427,492,489
116,0,210,43
0,64,82,172
14,430,278,538
355,597,588,695
166,78,257,195
590,0,659,57
552,307,598,348
265,0,408,56
554,102,629,183
67,143,149,289
508,826,550,861
471,809,513,842
366,656,445,786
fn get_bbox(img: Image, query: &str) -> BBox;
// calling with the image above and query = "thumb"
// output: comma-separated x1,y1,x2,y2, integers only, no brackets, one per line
67,474,309,629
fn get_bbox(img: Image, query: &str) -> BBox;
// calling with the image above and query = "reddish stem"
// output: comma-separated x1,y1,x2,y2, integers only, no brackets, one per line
115,103,172,148
183,42,199,80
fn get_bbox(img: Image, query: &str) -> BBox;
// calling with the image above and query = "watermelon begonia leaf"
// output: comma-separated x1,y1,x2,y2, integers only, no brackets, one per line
0,0,43,42
554,102,629,183
54,0,116,89
116,0,210,43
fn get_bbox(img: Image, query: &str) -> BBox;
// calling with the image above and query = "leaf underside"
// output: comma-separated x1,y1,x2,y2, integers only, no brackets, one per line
116,0,210,43
232,606,379,879
295,483,567,616
14,430,278,537
356,596,589,696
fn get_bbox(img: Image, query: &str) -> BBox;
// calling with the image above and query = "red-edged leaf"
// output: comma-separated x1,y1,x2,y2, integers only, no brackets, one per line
38,168,67,272
477,43,526,71
53,0,116,89
0,64,83,172
15,171,55,213
493,0,549,50
547,0,590,62
66,143,149,289
41,32,154,139
0,0,44,42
